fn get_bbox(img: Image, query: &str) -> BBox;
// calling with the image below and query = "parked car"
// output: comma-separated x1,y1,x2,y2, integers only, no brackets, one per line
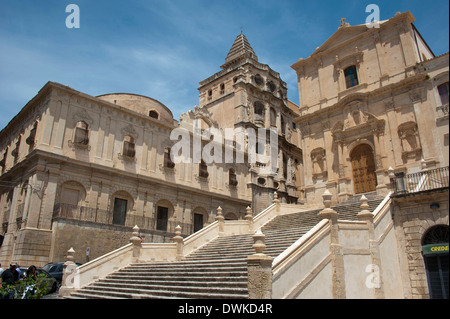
42,262,82,284
18,267,58,294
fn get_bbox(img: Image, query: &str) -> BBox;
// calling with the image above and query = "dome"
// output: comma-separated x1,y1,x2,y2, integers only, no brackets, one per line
97,93,174,125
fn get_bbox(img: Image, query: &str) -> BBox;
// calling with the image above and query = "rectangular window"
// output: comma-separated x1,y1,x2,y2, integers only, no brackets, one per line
74,127,89,145
199,161,209,178
193,213,204,233
112,198,127,226
164,148,175,168
123,141,136,158
344,65,359,89
156,206,168,231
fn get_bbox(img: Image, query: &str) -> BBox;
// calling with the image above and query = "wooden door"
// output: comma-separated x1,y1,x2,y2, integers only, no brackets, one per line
351,144,377,194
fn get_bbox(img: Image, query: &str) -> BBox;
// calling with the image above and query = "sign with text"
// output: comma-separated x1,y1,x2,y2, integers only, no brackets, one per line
422,243,449,255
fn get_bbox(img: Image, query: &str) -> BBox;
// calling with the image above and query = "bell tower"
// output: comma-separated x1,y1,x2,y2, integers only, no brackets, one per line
198,34,303,213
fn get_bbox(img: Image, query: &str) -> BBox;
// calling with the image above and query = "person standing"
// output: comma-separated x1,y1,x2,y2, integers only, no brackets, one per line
1,263,19,299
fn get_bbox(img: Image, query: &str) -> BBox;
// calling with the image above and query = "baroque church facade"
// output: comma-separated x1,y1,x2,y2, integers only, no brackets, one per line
0,11,448,299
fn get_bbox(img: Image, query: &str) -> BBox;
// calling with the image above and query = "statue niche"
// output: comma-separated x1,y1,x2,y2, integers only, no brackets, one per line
311,148,327,179
398,121,421,162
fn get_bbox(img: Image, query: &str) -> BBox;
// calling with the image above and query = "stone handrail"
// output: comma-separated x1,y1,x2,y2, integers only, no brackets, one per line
61,243,134,295
182,220,221,256
271,219,331,298
271,192,394,299
59,193,304,297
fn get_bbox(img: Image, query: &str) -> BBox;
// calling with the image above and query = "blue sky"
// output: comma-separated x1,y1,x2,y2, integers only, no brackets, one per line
0,0,448,130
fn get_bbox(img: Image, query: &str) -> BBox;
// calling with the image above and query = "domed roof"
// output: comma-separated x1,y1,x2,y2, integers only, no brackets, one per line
97,93,174,125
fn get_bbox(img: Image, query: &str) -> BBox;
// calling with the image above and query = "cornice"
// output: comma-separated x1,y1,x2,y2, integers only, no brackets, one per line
294,73,428,124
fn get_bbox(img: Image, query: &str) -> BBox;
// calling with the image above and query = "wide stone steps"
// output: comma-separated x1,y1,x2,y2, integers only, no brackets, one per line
67,193,385,299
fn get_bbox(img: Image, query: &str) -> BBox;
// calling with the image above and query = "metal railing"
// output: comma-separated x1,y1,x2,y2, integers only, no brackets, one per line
52,203,194,235
393,166,449,195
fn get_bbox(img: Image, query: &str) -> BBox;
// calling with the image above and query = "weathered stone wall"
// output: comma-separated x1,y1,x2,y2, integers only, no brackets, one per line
392,191,449,298
49,219,173,264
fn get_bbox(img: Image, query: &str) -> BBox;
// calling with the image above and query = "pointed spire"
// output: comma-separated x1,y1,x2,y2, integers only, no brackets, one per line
224,34,258,65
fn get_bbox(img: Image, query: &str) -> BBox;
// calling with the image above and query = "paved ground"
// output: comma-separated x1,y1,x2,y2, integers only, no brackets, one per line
42,290,62,299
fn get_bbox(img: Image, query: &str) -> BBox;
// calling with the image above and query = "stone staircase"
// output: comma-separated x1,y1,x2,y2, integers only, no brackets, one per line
67,193,384,299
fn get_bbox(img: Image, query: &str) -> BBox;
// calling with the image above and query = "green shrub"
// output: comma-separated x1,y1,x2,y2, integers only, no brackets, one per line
0,273,49,299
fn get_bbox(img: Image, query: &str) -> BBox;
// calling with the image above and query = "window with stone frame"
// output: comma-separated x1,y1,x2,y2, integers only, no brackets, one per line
254,74,264,86
269,108,277,127
149,110,159,119
281,116,286,135
74,121,89,145
156,206,169,231
199,160,209,178
11,136,21,164
229,168,238,186
344,65,359,89
438,82,449,105
254,101,265,125
26,122,38,146
282,154,288,179
123,135,136,158
164,148,175,168
0,148,7,173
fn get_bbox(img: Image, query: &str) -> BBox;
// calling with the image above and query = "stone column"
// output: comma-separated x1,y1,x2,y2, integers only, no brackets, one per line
357,195,384,298
59,247,77,298
318,190,346,299
247,230,273,299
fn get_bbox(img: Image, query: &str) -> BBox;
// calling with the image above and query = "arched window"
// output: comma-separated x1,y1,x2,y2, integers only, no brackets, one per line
254,101,265,125
123,135,136,158
269,108,277,127
74,121,89,145
422,225,449,299
438,82,449,105
344,65,359,89
282,154,288,179
149,110,159,119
